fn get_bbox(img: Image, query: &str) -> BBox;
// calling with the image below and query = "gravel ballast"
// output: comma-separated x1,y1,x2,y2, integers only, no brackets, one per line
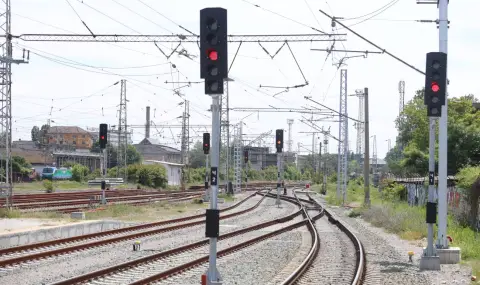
314,194,472,285
0,193,298,285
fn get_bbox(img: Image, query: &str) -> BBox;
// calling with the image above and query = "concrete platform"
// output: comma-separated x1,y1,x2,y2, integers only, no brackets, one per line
437,247,461,264
419,255,441,270
0,219,133,248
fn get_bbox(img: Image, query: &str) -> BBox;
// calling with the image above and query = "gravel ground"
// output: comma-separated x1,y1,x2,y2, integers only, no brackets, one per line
0,193,298,285
313,194,472,285
157,230,304,285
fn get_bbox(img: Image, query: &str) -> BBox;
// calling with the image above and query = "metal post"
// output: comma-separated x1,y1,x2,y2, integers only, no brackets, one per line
207,94,221,283
436,0,449,249
426,118,437,255
102,148,106,204
363,88,371,207
276,152,281,206
205,154,209,201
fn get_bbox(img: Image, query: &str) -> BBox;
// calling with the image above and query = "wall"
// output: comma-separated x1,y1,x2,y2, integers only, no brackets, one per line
48,133,92,149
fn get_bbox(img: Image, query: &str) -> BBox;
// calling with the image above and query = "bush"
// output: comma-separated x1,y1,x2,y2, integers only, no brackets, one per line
87,168,101,180
43,179,54,193
136,164,168,188
71,164,89,182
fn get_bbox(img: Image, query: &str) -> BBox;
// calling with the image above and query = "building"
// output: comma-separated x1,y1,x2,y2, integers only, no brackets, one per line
86,126,133,147
243,146,268,171
53,150,102,172
134,138,181,163
47,126,93,149
10,140,54,174
143,160,183,186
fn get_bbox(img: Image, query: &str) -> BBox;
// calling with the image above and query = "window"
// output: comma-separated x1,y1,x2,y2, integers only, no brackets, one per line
82,141,85,145
72,141,76,145
73,135,77,139
82,135,86,138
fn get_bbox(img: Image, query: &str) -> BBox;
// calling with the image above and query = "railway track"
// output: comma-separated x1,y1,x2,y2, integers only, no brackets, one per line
0,191,268,269
281,190,366,285
2,182,303,212
48,189,313,285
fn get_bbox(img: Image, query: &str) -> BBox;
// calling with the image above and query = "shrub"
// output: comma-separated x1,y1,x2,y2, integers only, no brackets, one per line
43,179,54,193
136,164,168,189
87,168,101,180
71,164,89,182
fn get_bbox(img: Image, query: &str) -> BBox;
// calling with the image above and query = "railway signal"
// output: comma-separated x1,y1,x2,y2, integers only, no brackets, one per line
424,52,447,117
99,123,108,149
203,133,211,154
276,129,284,153
244,150,249,164
200,7,228,94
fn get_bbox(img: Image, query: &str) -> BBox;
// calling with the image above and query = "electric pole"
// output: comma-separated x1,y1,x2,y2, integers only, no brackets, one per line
287,119,294,153
116,79,127,181
180,99,190,191
0,0,29,208
364,88,371,207
337,69,349,204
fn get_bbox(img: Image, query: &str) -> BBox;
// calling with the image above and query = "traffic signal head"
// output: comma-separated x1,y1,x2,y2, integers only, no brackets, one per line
200,8,228,94
99,123,108,149
203,133,210,154
275,129,284,153
424,52,447,117
244,150,248,163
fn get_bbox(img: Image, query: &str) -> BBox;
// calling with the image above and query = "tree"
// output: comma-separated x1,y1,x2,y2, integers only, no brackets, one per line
31,126,40,143
391,90,480,175
38,124,50,145
126,145,142,165
188,141,206,168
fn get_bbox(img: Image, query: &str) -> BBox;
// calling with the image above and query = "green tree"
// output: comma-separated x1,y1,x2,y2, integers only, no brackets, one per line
126,145,142,165
188,141,206,168
31,126,40,143
394,90,480,175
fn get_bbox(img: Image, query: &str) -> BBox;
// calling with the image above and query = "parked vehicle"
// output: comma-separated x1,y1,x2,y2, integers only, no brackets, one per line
41,166,57,180
52,167,73,180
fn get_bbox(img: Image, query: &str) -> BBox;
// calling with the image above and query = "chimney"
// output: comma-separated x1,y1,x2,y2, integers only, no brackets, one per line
145,106,151,138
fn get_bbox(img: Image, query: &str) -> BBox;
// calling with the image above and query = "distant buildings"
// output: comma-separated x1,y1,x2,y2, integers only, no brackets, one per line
134,138,181,163
47,126,93,149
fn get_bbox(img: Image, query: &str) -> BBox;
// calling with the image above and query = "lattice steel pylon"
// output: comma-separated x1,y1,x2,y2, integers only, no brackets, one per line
336,69,348,203
399,80,405,118
354,89,365,172
116,79,127,181
398,80,405,151
220,80,231,189
233,123,242,193
287,119,294,153
322,133,329,194
0,0,28,207
180,100,189,190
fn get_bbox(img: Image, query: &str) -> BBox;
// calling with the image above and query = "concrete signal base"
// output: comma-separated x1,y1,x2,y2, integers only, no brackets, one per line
419,255,441,270
437,247,461,264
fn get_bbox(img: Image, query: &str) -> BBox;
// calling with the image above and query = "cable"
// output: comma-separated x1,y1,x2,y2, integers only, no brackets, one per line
303,0,325,31
110,0,174,34
342,0,400,28
239,0,327,34
318,8,425,76
137,0,197,35
341,0,398,21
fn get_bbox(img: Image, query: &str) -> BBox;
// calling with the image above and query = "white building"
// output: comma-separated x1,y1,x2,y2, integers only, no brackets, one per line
143,160,184,186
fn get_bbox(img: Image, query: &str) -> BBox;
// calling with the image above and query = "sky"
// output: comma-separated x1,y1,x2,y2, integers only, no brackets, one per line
6,0,480,159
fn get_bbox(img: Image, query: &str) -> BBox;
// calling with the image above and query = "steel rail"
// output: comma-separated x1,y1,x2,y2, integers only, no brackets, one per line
124,191,323,285
0,191,269,266
50,199,304,285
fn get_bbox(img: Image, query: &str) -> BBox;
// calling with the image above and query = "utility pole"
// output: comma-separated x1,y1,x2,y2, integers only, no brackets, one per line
116,79,127,181
233,122,242,194
275,129,284,206
352,89,365,175
220,79,233,194
287,119,294,153
398,81,405,151
145,106,151,139
386,139,391,152
337,69,349,204
322,133,329,194
364,88,370,207
180,99,190,191
0,0,29,207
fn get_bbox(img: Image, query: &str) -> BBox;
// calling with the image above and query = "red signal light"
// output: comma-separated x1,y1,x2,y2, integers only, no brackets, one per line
100,135,105,140
277,140,281,144
207,49,218,61
431,82,440,92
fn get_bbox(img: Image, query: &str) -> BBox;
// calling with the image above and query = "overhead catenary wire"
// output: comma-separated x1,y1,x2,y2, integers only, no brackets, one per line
318,8,426,76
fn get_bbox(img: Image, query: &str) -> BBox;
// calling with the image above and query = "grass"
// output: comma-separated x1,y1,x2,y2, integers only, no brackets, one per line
318,181,480,280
